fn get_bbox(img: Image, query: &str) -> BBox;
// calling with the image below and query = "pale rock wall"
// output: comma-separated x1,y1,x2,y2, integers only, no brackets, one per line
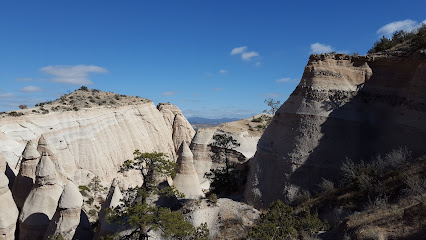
0,172,19,240
0,103,181,186
245,53,426,208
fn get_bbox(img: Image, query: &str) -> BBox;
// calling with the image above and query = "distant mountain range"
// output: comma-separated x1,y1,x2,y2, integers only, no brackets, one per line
187,117,240,125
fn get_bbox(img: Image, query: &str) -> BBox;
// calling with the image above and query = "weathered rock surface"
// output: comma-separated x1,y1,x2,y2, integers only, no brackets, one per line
11,140,40,209
185,198,259,239
190,116,263,190
245,53,426,208
19,154,63,240
95,178,124,240
43,181,83,240
158,103,195,151
0,102,184,186
173,142,203,199
0,171,19,240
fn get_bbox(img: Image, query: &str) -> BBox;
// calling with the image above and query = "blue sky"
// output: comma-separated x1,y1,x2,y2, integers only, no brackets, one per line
1,1,425,118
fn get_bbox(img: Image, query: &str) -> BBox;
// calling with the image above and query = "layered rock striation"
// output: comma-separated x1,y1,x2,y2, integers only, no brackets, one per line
245,52,426,208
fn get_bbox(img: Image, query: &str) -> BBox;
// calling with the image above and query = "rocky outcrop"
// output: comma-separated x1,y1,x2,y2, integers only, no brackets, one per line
0,102,186,186
19,153,63,240
185,198,259,239
96,178,124,239
245,53,426,208
12,140,40,209
173,142,203,199
158,103,195,151
190,117,262,190
43,181,83,240
0,171,19,240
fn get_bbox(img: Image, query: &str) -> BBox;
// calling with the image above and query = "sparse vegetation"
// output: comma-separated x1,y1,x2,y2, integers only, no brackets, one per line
80,86,89,91
263,98,281,115
8,111,24,117
18,105,27,109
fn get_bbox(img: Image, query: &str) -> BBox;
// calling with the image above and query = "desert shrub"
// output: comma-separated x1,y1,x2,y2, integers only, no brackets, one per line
114,94,120,100
80,86,89,91
404,174,426,199
368,25,425,53
251,117,263,122
18,105,27,109
295,209,329,238
8,111,24,117
73,107,79,111
206,193,218,205
365,194,389,210
92,89,100,93
318,178,335,194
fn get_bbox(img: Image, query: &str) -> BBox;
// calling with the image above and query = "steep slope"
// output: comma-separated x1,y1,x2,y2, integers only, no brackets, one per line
0,89,194,186
245,51,426,208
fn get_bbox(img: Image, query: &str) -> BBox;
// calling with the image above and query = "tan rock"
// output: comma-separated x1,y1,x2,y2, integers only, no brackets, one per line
43,181,83,240
245,53,426,208
19,153,63,240
0,172,19,240
173,142,203,199
95,178,124,239
12,140,40,209
172,113,195,151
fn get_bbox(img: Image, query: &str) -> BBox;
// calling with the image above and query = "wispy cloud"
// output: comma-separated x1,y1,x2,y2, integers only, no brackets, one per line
255,61,261,67
20,85,44,93
0,93,14,98
162,91,176,96
377,19,426,37
40,65,108,85
231,46,260,61
263,92,283,98
310,43,334,54
213,87,223,91
231,46,247,55
276,78,294,83
242,51,260,61
219,69,228,74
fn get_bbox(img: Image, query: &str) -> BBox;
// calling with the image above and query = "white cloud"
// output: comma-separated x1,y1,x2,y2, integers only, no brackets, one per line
0,93,14,98
219,69,228,74
231,46,247,55
20,85,43,93
377,19,425,37
162,91,176,96
242,51,259,61
310,43,334,54
255,61,261,67
40,65,108,85
263,92,283,98
276,78,293,83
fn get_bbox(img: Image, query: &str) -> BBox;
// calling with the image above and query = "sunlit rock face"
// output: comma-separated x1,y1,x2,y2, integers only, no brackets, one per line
173,142,204,199
11,140,40,209
245,53,426,208
0,171,19,240
43,181,83,240
157,103,196,152
19,154,63,240
0,102,195,186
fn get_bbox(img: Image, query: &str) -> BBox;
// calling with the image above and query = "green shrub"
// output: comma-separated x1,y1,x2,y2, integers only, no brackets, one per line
80,86,89,91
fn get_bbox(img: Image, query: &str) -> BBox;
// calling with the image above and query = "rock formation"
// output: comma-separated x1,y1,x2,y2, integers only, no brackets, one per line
95,178,124,239
43,181,83,240
157,103,195,151
12,140,40,209
19,153,63,240
0,100,190,186
0,171,19,240
173,142,203,199
245,52,426,208
37,135,68,185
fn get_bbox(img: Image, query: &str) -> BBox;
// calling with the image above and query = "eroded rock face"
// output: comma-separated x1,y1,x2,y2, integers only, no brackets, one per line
0,172,19,240
158,103,195,151
12,140,40,209
245,53,426,208
173,142,203,199
19,153,63,240
0,103,180,186
43,181,83,240
95,178,124,240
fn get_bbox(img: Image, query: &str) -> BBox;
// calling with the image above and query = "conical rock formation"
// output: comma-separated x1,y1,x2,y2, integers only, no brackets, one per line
37,135,67,185
95,178,124,239
43,181,83,240
12,140,40,209
173,142,203,199
19,153,63,240
0,172,19,240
